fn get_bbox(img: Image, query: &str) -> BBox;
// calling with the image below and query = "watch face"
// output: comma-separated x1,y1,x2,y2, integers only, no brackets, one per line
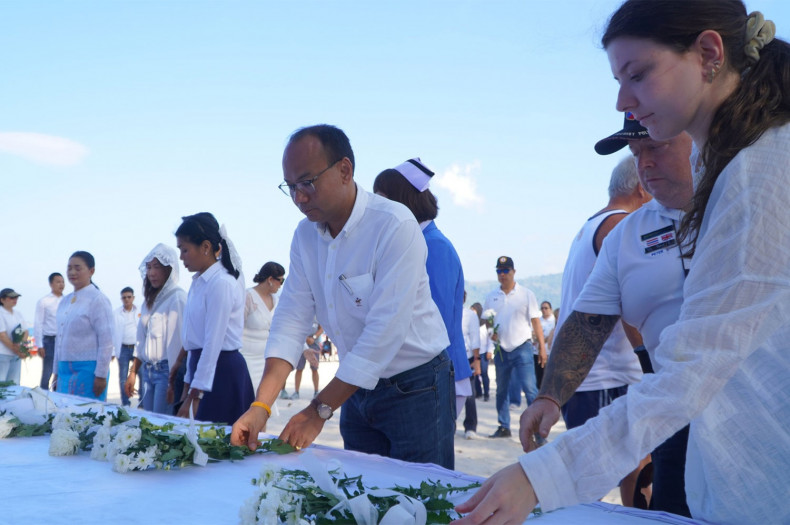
317,403,333,419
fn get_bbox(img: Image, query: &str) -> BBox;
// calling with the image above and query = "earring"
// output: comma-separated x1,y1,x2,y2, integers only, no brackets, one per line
707,60,721,83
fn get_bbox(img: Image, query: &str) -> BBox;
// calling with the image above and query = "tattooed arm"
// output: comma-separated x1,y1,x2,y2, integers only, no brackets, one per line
519,310,619,450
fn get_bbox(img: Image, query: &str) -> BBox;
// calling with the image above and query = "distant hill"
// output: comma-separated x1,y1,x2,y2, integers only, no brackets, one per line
465,273,562,310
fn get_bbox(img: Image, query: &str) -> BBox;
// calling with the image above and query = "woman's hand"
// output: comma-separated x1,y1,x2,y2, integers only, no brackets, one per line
452,463,538,524
176,387,200,419
124,372,138,398
93,376,107,397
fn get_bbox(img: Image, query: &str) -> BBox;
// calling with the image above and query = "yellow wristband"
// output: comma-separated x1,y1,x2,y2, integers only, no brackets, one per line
251,401,272,416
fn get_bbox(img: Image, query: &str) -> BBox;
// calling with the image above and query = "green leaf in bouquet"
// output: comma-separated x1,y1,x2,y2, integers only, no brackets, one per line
257,438,296,455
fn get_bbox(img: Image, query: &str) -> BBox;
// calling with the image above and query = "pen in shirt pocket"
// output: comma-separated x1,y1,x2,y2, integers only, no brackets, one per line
339,274,354,295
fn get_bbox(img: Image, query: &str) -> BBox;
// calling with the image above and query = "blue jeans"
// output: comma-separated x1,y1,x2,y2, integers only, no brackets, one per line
118,345,135,406
40,335,56,389
140,360,171,414
493,340,537,430
0,354,21,384
340,351,455,470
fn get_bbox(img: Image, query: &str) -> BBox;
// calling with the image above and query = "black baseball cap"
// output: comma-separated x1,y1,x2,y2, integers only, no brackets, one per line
0,288,21,299
594,112,650,155
495,256,514,270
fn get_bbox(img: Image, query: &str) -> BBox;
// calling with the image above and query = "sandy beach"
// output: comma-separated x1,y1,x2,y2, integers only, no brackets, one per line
18,353,621,504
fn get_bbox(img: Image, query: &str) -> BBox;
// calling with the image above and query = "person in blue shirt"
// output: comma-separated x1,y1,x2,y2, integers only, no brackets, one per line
374,158,472,420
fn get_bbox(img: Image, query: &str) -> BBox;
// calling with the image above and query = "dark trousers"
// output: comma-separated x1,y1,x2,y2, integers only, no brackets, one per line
462,371,477,432
533,354,544,389
40,335,56,390
650,425,691,517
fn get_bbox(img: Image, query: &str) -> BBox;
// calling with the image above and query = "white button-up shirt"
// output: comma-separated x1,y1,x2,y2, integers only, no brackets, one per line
34,293,62,344
54,285,115,378
266,186,449,390
462,307,481,359
483,283,540,351
182,262,245,391
113,305,139,356
520,123,790,525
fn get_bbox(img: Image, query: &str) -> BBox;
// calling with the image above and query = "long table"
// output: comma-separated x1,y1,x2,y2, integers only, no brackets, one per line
0,387,703,525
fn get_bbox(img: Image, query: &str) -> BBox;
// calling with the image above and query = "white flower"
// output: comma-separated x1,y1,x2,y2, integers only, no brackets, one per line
482,309,496,320
114,427,142,450
49,428,80,456
90,444,109,461
0,414,16,439
259,464,279,485
92,426,112,449
52,411,75,431
238,494,260,525
113,453,132,473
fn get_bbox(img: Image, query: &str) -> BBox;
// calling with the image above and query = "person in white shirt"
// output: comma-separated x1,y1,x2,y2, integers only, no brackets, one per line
483,256,546,439
231,124,454,469
171,213,255,423
454,3,790,524
34,273,65,390
0,288,29,384
53,251,114,401
471,302,492,402
460,294,481,439
113,287,138,406
536,301,555,388
240,262,284,389
124,244,187,415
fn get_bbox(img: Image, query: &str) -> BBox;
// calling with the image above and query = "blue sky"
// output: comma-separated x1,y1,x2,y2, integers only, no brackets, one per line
3,0,789,323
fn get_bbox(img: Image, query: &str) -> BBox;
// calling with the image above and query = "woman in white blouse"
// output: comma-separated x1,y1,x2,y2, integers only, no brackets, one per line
240,262,285,388
172,212,254,423
0,288,28,384
53,251,114,401
124,244,187,414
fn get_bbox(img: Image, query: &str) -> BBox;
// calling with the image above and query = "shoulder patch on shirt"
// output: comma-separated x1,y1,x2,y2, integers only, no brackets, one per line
641,225,676,255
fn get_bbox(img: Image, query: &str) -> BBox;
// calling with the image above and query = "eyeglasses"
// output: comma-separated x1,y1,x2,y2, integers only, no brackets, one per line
273,277,285,284
496,269,511,274
278,160,339,198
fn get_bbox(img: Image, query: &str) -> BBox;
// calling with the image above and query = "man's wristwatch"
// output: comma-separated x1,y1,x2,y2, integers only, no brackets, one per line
311,398,333,420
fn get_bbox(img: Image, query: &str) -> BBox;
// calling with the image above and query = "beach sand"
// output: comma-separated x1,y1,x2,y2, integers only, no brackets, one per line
19,354,621,504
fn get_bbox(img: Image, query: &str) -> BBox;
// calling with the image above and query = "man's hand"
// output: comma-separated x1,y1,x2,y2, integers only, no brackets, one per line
278,405,325,451
452,463,538,524
304,349,319,369
93,376,107,397
538,348,548,368
124,372,138,398
472,359,481,376
38,346,46,359
231,406,271,451
519,397,560,452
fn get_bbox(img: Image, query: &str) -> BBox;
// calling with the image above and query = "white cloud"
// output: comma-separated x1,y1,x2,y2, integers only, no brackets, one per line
433,161,484,210
0,132,89,166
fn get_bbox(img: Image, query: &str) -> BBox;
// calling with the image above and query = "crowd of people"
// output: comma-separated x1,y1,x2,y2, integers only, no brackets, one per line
2,1,789,523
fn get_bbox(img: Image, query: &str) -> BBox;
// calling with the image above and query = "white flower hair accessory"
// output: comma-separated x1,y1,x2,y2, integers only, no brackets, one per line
744,11,776,63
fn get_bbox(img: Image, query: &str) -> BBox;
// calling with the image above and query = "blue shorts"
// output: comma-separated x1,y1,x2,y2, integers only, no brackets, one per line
561,385,629,430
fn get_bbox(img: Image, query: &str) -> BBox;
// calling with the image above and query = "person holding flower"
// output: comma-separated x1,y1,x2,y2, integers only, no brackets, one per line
0,288,29,384
172,212,255,423
124,243,187,414
53,251,115,401
453,2,790,523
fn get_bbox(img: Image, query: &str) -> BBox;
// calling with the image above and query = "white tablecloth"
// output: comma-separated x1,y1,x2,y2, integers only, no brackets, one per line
0,388,704,525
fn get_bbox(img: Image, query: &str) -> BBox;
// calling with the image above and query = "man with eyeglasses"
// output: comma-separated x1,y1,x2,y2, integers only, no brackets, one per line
483,256,547,439
231,124,455,469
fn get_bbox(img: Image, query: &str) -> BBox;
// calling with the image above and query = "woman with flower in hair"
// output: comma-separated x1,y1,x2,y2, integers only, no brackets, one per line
52,251,114,401
124,243,187,414
172,212,255,423
453,2,790,524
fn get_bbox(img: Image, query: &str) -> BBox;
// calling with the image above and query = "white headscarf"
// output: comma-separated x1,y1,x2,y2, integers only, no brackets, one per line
139,243,181,306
